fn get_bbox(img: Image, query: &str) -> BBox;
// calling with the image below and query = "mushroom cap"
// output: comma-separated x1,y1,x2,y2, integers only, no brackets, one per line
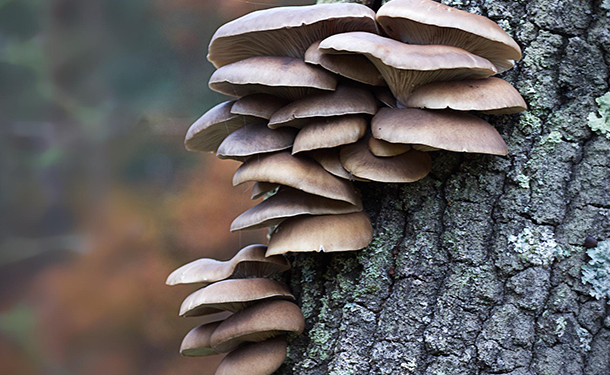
251,182,278,200
207,3,378,68
185,101,256,153
214,337,287,375
318,32,496,106
180,321,223,357
292,115,368,154
309,148,354,181
373,87,398,108
179,278,294,317
233,151,360,205
231,94,288,120
368,137,412,157
304,40,385,86
404,77,527,114
268,85,378,129
166,244,290,286
216,122,297,160
376,0,521,73
266,212,373,256
209,56,338,101
372,108,509,155
231,186,363,231
340,136,432,183
210,300,304,353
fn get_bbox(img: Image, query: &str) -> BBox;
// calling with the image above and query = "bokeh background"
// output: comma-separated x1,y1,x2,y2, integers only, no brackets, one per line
0,0,311,373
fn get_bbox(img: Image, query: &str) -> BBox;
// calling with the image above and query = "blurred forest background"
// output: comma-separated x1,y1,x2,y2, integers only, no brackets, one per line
0,0,311,374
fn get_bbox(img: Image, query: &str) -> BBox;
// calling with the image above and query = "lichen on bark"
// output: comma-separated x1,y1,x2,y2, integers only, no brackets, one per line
278,1,610,374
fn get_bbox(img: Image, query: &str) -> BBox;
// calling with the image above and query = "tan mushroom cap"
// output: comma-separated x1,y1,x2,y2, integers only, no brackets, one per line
185,101,256,153
179,278,294,317
266,212,373,256
251,182,278,200
292,115,367,154
167,244,290,286
209,56,337,101
210,300,304,353
305,40,385,86
233,151,360,205
340,136,432,183
214,337,287,375
180,321,223,357
318,32,496,106
207,3,378,68
231,186,362,231
231,94,288,120
372,108,509,155
377,0,521,73
268,85,377,129
368,137,412,157
404,77,527,114
308,149,370,182
216,122,297,160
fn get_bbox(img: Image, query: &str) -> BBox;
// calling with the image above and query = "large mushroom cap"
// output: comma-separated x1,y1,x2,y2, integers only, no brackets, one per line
318,32,496,106
292,115,368,154
268,85,377,129
207,3,378,68
233,151,360,205
214,337,287,375
231,186,362,231
340,136,432,183
372,108,509,155
185,101,256,153
376,0,521,73
231,94,288,120
216,122,297,160
180,321,223,357
404,77,527,114
266,212,373,256
166,244,290,286
179,278,294,317
210,300,304,353
209,56,337,101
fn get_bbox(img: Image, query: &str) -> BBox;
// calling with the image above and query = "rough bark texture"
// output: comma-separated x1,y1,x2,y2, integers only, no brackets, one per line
276,0,610,374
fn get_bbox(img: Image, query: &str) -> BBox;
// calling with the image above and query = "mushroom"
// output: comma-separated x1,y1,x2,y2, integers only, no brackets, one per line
250,182,278,200
179,278,294,317
318,31,497,106
210,300,304,353
214,337,287,375
308,148,358,181
368,137,412,157
180,321,223,357
166,244,290,286
292,115,368,154
371,108,509,155
216,122,297,161
266,212,374,256
376,0,522,73
207,3,378,68
231,186,363,231
209,56,337,101
231,94,288,120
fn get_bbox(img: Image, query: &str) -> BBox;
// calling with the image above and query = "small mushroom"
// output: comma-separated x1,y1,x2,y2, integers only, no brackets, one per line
214,337,287,375
180,321,223,357
231,94,288,120
250,182,278,200
216,122,297,161
368,137,412,157
292,115,368,154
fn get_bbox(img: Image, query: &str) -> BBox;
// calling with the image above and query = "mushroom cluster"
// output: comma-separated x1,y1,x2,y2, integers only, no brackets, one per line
167,244,304,374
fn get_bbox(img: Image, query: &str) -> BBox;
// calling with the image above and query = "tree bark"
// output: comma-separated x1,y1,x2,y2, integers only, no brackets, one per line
278,0,610,374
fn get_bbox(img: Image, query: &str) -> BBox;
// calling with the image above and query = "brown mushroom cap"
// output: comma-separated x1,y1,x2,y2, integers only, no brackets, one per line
185,101,256,153
268,85,378,129
372,108,508,155
231,186,363,231
216,122,297,160
179,278,294,317
209,56,337,101
214,337,287,375
233,151,360,205
210,300,304,353
318,32,496,106
292,115,367,154
377,0,521,73
180,321,223,357
166,244,290,287
231,94,288,120
207,3,378,68
404,77,527,114
340,136,432,183
308,148,354,180
305,40,385,86
266,212,373,256
368,137,412,157
251,182,279,200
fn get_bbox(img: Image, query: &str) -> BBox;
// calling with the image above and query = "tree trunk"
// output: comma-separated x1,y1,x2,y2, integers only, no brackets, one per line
278,0,610,374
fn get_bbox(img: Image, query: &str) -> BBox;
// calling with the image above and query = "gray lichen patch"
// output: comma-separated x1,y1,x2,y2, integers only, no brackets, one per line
581,241,610,304
587,92,610,139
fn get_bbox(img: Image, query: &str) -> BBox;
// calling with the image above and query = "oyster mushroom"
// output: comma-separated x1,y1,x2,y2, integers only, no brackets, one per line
214,337,287,375
216,122,297,161
292,115,368,154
